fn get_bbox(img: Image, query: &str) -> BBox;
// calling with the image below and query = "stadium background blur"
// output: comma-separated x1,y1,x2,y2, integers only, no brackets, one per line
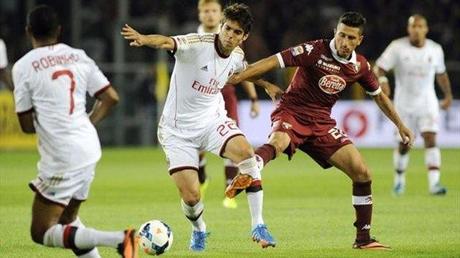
0,0,459,147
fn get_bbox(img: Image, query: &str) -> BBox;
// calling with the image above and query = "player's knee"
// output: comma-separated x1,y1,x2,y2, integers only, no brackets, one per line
233,143,254,162
399,144,410,155
181,190,201,206
269,135,290,155
353,165,371,182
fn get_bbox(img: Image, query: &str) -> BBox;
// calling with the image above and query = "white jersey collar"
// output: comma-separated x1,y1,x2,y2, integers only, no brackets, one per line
329,39,357,65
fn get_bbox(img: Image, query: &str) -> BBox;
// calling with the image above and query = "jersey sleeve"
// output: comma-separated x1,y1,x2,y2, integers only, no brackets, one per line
0,39,8,69
435,45,446,74
12,62,33,113
170,33,204,62
276,41,321,68
358,60,382,96
376,41,397,72
84,53,111,97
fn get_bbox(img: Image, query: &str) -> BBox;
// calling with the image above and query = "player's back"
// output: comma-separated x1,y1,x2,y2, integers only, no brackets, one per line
13,43,109,173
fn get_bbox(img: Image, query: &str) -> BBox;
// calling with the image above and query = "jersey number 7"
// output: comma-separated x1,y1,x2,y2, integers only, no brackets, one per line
52,70,76,115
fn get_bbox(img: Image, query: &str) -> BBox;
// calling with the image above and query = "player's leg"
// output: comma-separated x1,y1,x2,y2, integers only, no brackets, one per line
422,132,446,195
255,131,291,166
222,84,240,208
197,152,209,199
59,199,101,258
393,141,410,195
327,144,390,250
30,166,138,258
221,135,276,248
30,194,136,258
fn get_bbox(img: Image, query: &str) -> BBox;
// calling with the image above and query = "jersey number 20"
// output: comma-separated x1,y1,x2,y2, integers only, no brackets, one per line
52,70,76,115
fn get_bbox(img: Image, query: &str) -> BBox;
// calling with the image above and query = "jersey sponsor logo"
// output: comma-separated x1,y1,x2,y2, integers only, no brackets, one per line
316,59,341,72
320,54,333,62
191,79,220,95
318,74,346,94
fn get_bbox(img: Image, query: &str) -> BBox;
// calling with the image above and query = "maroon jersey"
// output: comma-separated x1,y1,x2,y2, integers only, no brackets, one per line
275,39,380,124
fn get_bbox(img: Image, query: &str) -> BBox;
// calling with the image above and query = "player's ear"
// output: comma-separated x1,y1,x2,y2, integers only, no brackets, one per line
242,33,249,42
25,25,32,38
357,34,364,46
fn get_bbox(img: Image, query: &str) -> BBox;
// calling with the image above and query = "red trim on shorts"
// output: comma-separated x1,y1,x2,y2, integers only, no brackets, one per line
17,108,34,116
219,133,244,158
428,166,440,171
94,84,111,98
28,182,67,208
169,166,199,175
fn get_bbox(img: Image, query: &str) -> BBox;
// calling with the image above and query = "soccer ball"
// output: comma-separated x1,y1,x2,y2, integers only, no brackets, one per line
137,220,173,256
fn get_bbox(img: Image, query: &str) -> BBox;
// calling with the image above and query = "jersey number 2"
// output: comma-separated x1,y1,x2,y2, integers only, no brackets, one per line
52,70,76,115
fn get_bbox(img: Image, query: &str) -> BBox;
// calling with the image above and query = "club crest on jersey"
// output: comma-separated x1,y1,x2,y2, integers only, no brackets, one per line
353,62,361,73
318,74,346,94
291,46,304,56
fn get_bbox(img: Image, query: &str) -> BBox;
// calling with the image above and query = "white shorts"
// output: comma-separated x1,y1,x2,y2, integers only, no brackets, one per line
157,116,244,174
29,163,96,206
395,109,439,142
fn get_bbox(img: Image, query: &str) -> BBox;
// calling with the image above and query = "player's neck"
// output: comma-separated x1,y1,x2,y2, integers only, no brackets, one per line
216,37,232,57
409,38,426,48
203,25,219,33
32,38,59,49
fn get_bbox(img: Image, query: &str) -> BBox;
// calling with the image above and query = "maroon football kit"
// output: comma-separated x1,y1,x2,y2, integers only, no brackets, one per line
272,39,381,168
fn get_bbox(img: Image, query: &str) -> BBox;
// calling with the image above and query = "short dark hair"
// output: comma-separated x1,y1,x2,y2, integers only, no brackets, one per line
223,3,253,34
27,5,60,40
338,12,366,34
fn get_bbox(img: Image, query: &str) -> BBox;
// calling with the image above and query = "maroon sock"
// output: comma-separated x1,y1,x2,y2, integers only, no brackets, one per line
255,144,276,166
224,166,239,187
352,181,372,243
197,166,207,184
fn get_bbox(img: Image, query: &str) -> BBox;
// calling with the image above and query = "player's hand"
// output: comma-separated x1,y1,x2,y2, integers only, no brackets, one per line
264,84,284,102
250,100,260,118
228,74,242,85
121,24,146,47
398,125,414,147
440,95,453,110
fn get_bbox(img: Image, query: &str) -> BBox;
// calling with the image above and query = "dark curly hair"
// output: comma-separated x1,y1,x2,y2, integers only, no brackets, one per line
338,12,367,34
223,3,254,34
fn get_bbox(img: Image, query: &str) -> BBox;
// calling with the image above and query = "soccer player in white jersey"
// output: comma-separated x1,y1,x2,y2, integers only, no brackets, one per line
13,6,138,258
122,3,280,251
376,14,453,195
196,0,261,209
0,38,14,90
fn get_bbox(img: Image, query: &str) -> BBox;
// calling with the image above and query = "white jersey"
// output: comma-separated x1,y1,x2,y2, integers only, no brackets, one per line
376,37,446,114
162,33,246,129
13,43,110,173
0,39,7,68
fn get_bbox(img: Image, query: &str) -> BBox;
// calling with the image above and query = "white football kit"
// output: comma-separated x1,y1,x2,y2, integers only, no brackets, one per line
158,33,246,173
376,37,446,136
13,43,110,205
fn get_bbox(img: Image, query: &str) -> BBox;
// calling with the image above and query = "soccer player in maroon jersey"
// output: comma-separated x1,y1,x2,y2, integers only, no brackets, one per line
227,12,414,250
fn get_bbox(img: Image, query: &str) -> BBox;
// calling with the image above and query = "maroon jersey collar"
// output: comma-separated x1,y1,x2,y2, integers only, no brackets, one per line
329,39,357,65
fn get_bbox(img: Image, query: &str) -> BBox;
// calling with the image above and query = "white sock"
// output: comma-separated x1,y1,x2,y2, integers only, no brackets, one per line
42,224,124,249
199,158,207,167
181,199,206,232
69,218,101,258
425,147,441,190
237,157,261,180
255,155,264,171
393,150,409,186
247,191,264,228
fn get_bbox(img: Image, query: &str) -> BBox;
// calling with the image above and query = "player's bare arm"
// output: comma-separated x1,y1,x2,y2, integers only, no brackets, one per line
374,66,391,97
0,68,14,91
435,72,453,110
240,81,260,117
253,79,283,101
228,55,280,84
372,92,414,146
17,111,35,134
89,86,119,125
121,24,175,50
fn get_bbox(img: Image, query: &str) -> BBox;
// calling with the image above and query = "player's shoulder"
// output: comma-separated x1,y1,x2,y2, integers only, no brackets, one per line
387,37,410,50
425,39,443,51
232,46,245,58
176,33,215,44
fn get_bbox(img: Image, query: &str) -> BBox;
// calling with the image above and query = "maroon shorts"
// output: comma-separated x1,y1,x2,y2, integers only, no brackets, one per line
271,110,352,169
222,84,239,124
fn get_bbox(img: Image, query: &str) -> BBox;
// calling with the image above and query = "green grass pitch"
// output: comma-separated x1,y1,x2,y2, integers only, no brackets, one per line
1,148,459,257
